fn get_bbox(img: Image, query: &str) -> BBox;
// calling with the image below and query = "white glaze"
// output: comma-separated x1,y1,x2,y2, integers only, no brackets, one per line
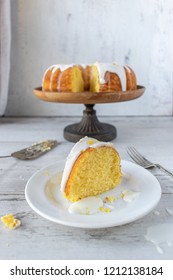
145,223,173,254
94,62,127,91
51,64,74,73
124,65,131,73
68,196,103,215
60,136,114,192
59,64,73,72
122,189,140,202
45,171,70,208
42,65,56,90
80,63,88,68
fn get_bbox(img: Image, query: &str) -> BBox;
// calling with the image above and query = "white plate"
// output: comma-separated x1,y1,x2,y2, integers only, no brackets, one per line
25,160,161,229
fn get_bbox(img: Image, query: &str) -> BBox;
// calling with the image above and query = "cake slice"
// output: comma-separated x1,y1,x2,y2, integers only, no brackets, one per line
60,137,121,202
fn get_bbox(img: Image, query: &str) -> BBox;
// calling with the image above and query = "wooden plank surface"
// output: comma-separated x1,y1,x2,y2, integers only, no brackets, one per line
0,116,173,259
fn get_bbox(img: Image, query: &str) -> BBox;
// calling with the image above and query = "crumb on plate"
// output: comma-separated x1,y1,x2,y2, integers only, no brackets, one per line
99,207,111,213
104,196,116,203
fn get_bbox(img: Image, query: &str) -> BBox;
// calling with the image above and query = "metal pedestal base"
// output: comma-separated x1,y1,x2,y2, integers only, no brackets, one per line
64,104,117,143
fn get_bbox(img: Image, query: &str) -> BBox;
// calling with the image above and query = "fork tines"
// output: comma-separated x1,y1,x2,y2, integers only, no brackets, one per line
126,146,152,167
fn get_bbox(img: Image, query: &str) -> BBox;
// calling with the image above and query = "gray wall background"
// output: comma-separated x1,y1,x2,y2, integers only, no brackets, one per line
5,0,173,116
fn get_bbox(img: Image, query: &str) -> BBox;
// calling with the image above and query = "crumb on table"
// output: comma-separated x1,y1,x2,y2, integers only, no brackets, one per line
1,214,21,230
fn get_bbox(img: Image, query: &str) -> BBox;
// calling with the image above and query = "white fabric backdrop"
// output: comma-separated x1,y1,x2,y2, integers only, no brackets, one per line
0,0,11,116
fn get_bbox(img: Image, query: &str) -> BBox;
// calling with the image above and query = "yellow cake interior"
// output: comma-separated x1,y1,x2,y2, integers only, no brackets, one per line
71,66,84,92
64,146,121,202
90,65,100,92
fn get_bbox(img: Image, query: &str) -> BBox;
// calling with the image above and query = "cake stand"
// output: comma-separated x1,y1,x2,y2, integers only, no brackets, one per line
34,86,145,142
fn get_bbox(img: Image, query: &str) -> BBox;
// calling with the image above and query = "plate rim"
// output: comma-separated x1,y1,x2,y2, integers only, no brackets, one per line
25,160,161,229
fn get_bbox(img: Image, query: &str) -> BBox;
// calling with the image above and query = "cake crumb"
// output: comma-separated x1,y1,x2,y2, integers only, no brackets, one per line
85,208,91,215
99,207,111,213
44,170,50,176
87,139,98,145
1,214,21,230
104,196,116,203
121,192,125,199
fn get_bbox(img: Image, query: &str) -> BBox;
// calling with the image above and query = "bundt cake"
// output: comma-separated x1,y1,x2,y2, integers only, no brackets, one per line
60,137,122,202
42,62,136,93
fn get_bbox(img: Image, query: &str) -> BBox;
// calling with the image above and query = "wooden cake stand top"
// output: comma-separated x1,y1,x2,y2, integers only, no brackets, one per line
34,85,145,104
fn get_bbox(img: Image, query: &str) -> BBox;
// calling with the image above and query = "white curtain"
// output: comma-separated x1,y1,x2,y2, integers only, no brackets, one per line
0,0,11,116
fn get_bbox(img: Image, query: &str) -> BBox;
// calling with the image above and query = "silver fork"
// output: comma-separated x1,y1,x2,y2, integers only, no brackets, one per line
127,146,173,178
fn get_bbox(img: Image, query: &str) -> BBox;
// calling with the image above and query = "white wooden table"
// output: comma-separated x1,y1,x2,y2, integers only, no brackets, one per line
0,116,173,260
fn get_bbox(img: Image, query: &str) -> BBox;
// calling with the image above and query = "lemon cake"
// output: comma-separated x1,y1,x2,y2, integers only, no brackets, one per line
42,62,136,93
60,137,121,202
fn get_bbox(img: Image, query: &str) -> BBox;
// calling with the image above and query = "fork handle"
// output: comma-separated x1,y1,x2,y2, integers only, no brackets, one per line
156,164,173,178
